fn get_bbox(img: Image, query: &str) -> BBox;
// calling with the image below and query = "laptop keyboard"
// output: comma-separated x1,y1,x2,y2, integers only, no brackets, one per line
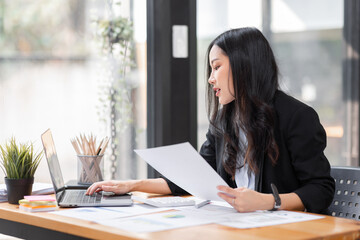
62,190,102,204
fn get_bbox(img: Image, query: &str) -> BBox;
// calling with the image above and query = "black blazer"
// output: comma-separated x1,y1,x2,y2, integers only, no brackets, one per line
164,90,335,213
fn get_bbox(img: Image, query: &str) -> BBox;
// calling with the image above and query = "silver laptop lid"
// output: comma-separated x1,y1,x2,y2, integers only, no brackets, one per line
41,129,66,197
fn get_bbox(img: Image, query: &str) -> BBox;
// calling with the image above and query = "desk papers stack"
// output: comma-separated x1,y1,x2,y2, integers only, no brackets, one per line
0,189,6,202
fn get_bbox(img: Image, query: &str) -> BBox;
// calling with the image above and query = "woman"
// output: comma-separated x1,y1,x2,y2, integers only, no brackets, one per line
86,27,334,213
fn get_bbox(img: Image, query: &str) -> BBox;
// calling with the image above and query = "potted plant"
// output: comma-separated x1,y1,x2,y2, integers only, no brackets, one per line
0,138,43,204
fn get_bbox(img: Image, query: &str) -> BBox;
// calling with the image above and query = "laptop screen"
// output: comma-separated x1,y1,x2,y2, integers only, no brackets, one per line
41,129,66,194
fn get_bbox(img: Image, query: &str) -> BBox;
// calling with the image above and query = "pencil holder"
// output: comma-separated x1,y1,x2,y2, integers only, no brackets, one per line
77,155,104,184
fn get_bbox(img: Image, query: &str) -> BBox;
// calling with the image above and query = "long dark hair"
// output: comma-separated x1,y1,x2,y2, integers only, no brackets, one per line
206,27,279,177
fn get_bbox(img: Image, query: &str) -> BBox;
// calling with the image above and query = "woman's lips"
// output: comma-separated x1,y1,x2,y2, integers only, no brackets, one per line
214,88,221,97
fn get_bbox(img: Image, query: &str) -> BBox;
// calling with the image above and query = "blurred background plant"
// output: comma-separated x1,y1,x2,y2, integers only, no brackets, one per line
94,1,136,179
96,13,134,128
0,0,87,56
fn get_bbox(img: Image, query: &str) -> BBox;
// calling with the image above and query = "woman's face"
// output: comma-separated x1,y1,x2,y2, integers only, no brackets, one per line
208,45,235,105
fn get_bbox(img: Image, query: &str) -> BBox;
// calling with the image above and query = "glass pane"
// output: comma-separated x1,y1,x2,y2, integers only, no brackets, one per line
0,0,147,183
197,0,346,166
271,0,345,165
197,0,262,148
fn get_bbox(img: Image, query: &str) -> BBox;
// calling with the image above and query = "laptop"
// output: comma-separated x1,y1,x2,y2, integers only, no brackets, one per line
41,129,133,207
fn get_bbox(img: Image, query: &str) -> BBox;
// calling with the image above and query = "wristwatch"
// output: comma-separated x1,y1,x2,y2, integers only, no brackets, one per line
270,183,281,211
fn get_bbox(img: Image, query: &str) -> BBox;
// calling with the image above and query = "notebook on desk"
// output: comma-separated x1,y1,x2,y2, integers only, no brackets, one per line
41,129,132,207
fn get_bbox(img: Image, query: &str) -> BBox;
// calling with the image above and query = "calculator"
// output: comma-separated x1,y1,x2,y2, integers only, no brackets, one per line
132,196,195,207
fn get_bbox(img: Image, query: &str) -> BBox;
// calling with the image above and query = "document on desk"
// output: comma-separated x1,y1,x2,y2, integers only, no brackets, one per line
97,210,215,233
51,203,171,221
97,206,324,233
178,203,325,226
134,142,229,202
216,210,324,229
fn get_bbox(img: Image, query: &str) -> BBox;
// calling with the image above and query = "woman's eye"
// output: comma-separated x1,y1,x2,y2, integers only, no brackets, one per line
214,66,220,70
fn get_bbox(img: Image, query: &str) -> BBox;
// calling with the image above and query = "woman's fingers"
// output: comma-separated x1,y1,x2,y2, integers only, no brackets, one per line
217,185,250,209
86,181,107,195
217,185,237,197
218,191,235,205
217,185,238,206
85,181,128,195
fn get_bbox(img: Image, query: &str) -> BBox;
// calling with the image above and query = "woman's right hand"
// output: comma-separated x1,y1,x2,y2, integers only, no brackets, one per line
85,180,135,195
86,178,172,196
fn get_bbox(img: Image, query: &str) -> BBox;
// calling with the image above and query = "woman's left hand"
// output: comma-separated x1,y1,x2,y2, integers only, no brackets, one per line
217,185,273,212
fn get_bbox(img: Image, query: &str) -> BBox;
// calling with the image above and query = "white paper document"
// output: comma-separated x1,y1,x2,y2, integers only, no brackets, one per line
97,209,214,233
96,206,323,233
0,189,6,202
134,142,229,201
51,203,171,221
179,201,238,217
51,199,323,233
178,203,324,229
217,210,324,229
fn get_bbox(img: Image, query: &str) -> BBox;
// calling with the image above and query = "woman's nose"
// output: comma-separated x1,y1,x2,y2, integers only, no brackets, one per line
208,75,215,84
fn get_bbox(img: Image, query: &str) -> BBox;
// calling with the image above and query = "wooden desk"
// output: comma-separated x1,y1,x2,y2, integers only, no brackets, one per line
1,201,360,240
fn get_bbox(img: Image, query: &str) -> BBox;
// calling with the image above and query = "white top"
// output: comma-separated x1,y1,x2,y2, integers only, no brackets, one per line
235,163,255,190
234,129,255,190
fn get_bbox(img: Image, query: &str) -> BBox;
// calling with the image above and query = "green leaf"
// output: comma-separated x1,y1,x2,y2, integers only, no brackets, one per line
0,138,43,179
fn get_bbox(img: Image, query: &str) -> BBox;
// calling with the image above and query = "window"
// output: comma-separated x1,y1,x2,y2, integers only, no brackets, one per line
197,0,346,165
271,0,344,164
0,0,147,183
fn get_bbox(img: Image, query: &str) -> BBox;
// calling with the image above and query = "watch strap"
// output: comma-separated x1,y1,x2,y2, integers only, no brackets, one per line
270,183,281,211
